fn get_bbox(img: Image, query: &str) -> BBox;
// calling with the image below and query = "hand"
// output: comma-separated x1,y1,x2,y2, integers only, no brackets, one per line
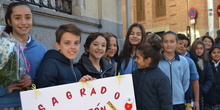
19,74,33,87
79,75,96,82
185,106,192,110
7,83,23,93
194,101,200,110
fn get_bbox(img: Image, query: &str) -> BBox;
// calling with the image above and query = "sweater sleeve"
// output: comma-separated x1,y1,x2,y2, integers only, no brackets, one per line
157,75,173,110
202,62,214,94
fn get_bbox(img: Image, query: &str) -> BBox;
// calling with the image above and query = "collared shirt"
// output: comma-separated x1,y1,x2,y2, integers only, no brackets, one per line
212,60,220,67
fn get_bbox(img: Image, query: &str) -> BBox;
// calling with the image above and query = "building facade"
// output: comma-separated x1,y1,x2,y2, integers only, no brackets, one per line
0,0,123,61
123,0,220,41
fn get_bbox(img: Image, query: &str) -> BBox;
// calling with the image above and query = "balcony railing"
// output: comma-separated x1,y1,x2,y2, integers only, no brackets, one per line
14,0,72,14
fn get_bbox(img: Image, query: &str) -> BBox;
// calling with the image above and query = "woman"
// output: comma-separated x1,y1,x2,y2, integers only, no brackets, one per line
189,39,214,109
36,24,95,88
132,41,172,110
118,23,146,75
77,32,115,79
1,1,46,109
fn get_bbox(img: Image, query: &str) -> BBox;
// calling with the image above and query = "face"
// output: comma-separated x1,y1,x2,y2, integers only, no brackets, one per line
176,40,188,55
203,38,212,50
106,37,117,58
135,50,150,69
55,32,80,60
87,36,107,60
7,5,32,38
129,27,142,46
211,48,220,62
162,34,177,53
195,44,204,56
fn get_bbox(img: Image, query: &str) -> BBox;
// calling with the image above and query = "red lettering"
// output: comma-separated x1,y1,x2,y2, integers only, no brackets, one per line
100,106,106,110
66,91,72,99
100,86,107,94
52,97,59,106
38,104,45,110
114,92,120,99
90,87,97,96
80,88,86,97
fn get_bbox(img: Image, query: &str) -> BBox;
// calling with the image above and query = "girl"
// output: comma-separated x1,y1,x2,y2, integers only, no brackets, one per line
77,32,115,79
132,42,172,110
158,31,190,110
202,35,214,52
104,32,119,75
1,1,46,109
36,24,94,88
189,39,214,109
118,23,146,75
204,45,220,110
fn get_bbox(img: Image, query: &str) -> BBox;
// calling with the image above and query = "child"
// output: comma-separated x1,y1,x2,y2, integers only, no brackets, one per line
1,2,46,109
132,41,172,110
190,39,214,109
36,24,95,88
104,32,119,75
118,23,146,75
158,31,190,110
204,45,220,109
202,35,214,52
77,32,115,79
176,34,200,109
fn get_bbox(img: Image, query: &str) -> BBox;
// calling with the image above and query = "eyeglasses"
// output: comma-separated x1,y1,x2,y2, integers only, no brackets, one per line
196,47,204,50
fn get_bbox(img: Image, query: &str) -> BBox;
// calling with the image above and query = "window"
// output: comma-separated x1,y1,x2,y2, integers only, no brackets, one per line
155,0,166,17
136,0,145,21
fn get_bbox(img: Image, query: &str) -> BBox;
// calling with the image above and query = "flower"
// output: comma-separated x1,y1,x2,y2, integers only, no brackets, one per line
0,26,27,88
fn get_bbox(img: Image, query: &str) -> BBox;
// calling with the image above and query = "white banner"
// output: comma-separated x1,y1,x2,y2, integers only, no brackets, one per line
20,74,136,110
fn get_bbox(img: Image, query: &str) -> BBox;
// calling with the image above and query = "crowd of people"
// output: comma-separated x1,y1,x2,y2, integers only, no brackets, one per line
1,1,220,110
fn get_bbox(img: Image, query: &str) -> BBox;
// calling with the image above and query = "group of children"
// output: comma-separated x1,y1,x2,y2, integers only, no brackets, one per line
1,1,220,110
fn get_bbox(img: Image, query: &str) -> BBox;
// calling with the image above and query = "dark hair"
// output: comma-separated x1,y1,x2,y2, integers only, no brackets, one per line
202,35,214,47
177,33,190,47
217,30,220,38
84,32,109,53
147,34,162,44
162,31,178,41
209,45,220,58
4,1,31,34
55,24,82,43
120,23,146,70
215,37,220,45
103,32,119,61
137,41,162,66
190,39,209,62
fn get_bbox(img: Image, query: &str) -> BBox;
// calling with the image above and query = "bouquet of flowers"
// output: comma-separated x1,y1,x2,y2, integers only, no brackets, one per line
0,26,28,88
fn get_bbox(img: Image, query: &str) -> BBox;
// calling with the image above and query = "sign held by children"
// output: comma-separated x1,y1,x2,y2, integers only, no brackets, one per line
20,74,136,110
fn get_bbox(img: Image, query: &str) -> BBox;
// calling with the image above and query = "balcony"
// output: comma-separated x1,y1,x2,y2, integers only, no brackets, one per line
15,0,72,14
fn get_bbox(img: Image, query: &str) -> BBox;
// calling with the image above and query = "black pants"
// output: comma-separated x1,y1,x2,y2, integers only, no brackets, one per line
173,104,185,110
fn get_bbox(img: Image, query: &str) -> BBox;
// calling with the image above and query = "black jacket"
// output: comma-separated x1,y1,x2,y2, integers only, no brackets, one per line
77,53,115,79
36,50,82,88
132,65,172,110
204,60,220,105
189,52,214,95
